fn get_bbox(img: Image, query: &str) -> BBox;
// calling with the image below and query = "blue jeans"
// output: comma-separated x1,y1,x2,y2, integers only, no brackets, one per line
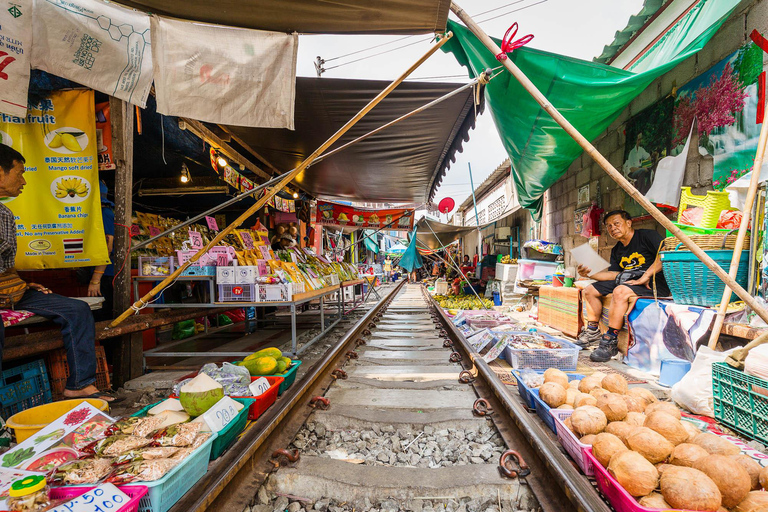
0,290,96,390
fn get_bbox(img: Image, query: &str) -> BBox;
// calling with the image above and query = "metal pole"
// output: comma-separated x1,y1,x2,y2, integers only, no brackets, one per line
468,162,482,260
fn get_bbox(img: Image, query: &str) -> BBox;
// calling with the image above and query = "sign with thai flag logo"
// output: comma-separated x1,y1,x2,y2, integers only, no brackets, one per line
63,238,84,254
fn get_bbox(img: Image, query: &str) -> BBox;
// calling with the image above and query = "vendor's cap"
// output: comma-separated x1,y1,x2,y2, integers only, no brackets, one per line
99,181,114,207
279,233,295,241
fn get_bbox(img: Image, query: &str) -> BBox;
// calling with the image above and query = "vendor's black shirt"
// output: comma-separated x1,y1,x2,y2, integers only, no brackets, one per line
608,229,667,286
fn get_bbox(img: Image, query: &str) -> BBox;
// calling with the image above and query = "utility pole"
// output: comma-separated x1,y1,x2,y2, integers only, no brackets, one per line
468,162,482,261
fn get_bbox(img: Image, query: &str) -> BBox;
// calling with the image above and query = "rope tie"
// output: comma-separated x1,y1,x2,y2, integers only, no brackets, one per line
495,22,533,61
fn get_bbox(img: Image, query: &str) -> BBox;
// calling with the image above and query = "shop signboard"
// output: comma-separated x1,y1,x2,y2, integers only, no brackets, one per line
1,89,110,269
315,201,414,231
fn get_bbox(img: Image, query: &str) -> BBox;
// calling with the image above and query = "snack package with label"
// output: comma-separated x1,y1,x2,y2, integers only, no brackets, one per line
52,458,114,485
106,458,180,484
113,447,180,465
151,423,202,447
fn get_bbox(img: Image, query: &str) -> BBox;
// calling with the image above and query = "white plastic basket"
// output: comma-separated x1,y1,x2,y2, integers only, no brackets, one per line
218,284,257,302
551,409,594,476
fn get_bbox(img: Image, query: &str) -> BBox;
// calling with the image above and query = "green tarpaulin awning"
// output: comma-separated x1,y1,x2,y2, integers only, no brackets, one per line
363,230,380,254
442,0,740,220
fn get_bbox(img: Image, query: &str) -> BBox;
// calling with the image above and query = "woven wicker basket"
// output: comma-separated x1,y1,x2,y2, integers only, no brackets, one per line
662,232,747,251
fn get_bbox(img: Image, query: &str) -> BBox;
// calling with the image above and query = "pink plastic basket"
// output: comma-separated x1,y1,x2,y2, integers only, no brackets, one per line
550,409,594,477
586,448,699,512
50,485,149,512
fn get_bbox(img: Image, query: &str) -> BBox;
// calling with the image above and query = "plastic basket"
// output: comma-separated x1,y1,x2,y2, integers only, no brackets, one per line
712,362,768,445
232,377,282,419
47,345,111,398
501,333,580,371
550,409,594,477
0,359,52,420
217,283,257,302
511,370,583,411
51,486,149,512
138,257,175,277
678,187,732,229
660,249,749,306
229,361,302,396
181,265,216,277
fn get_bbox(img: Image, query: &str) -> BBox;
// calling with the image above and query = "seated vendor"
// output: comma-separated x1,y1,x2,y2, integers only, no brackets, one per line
576,210,669,362
0,144,115,401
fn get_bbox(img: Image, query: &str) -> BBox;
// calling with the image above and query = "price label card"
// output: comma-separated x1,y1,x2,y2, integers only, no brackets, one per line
240,231,255,250
258,245,271,260
130,224,140,237
149,225,161,237
49,483,130,512
205,216,219,231
188,230,204,249
249,377,271,396
202,396,241,433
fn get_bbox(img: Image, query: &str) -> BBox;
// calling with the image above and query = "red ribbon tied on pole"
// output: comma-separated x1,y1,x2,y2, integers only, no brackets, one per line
496,22,533,61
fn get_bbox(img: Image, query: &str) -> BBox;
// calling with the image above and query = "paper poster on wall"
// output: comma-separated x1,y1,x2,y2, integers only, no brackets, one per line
1,90,110,269
0,0,32,117
674,41,763,187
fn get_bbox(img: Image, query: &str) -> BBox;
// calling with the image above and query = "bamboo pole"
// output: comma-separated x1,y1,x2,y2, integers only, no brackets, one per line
109,32,454,328
449,2,768,328
707,101,768,348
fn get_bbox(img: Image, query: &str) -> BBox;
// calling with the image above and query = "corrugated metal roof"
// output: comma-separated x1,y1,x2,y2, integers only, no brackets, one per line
594,0,667,65
456,158,511,212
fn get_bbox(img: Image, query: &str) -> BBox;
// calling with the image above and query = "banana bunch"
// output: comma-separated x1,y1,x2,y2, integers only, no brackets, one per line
434,294,493,310
500,255,518,264
55,178,89,198
49,132,83,152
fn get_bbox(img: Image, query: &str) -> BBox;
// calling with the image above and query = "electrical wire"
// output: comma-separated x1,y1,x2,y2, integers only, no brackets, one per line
472,0,530,18
476,0,549,24
324,34,419,62
324,36,434,71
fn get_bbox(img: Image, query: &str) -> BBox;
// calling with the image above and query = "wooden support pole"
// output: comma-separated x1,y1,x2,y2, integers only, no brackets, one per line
707,98,768,348
108,97,139,386
108,32,453,329
450,1,768,328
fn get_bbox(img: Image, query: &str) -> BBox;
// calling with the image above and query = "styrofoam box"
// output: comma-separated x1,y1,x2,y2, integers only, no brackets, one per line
495,263,518,282
235,266,259,284
216,266,237,284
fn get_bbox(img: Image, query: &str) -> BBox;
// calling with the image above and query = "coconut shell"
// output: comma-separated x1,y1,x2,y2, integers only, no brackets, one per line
571,405,608,436
656,463,674,475
638,492,671,509
592,432,628,468
543,368,569,389
681,419,701,443
645,401,682,420
628,387,659,406
564,417,574,433
580,434,597,446
670,443,709,468
596,393,628,422
557,404,573,410
578,376,602,394
734,491,768,512
693,432,741,456
605,422,635,447
759,465,768,491
627,427,674,464
625,412,646,427
660,466,722,511
644,411,690,446
573,393,597,409
539,382,567,408
623,395,646,413
695,454,752,508
731,454,762,490
589,388,610,399
602,374,628,395
565,388,579,406
608,451,659,497
592,371,608,381
569,380,580,389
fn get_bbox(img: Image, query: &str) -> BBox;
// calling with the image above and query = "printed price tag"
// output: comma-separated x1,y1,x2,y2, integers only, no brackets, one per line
249,377,271,396
188,230,204,249
49,483,130,512
258,246,271,260
202,396,241,433
130,224,140,237
205,216,219,231
149,225,161,237
240,231,255,250
217,254,229,266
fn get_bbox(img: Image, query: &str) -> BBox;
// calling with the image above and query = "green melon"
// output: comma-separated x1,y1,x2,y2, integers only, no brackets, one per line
244,347,283,362
242,356,278,376
275,360,288,373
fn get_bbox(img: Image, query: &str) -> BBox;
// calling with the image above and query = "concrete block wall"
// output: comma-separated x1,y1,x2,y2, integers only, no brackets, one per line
545,0,763,268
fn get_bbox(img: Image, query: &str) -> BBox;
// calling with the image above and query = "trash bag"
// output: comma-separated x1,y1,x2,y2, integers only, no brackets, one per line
671,345,736,417
199,362,251,396
217,314,234,326
172,320,195,340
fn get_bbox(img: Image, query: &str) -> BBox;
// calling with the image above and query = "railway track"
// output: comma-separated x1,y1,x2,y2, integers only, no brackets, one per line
168,282,609,512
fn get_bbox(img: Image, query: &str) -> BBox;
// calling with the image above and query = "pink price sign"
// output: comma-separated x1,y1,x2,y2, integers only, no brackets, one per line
188,230,204,249
205,216,219,231
240,231,255,250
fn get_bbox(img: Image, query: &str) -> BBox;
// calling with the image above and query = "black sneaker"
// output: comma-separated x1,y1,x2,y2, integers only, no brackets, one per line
576,326,602,348
590,334,619,362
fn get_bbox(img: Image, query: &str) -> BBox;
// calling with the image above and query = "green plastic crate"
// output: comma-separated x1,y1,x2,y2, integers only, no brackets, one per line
712,362,768,445
133,397,254,460
231,360,302,395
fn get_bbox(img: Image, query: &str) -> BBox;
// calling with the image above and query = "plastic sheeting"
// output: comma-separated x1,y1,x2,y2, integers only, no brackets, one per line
414,217,478,251
442,0,740,220
399,230,424,273
363,230,380,254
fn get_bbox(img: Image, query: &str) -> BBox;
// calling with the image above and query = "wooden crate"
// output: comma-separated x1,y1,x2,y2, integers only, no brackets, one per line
46,344,111,397
538,286,582,337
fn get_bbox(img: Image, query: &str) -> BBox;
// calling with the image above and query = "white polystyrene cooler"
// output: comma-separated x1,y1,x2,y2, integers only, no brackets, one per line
495,263,518,282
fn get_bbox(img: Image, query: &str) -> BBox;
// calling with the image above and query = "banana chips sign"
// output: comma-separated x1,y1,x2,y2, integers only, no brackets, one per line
0,90,110,269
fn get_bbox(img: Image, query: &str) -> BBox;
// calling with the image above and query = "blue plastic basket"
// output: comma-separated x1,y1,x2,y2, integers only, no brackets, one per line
181,265,216,277
499,332,580,371
0,360,52,419
511,370,584,412
660,249,749,306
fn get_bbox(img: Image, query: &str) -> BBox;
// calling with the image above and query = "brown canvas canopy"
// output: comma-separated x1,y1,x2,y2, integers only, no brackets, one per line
113,0,449,34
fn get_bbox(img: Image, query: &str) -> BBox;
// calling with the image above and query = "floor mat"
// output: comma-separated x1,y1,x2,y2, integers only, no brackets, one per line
576,355,646,384
488,359,517,385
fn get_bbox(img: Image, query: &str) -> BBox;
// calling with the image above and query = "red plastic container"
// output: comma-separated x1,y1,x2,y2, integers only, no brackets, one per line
172,375,283,421
50,485,149,512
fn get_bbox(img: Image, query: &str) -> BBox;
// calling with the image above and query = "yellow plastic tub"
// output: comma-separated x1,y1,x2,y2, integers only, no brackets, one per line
7,399,109,442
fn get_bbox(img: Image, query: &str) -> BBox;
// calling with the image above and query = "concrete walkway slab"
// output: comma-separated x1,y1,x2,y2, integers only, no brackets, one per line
359,350,448,361
347,365,460,382
310,407,489,431
324,388,476,409
366,340,444,349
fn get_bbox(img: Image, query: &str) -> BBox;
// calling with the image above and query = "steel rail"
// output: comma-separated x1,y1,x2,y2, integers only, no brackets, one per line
168,280,405,512
424,290,612,512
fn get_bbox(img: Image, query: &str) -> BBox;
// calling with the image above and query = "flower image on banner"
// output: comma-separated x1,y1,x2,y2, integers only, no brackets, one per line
31,0,153,107
151,16,297,129
0,89,110,269
0,0,32,117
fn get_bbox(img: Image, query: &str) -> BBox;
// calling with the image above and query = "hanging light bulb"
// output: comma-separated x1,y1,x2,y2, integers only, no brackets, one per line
180,163,191,184
216,154,228,167
293,191,299,199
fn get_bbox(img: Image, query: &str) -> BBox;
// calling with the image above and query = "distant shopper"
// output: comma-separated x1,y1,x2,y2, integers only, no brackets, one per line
0,144,115,401
88,181,115,322
576,210,668,362
383,256,392,282
463,255,470,266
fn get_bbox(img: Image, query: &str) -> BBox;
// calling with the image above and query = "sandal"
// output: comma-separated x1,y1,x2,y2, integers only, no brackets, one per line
62,390,124,404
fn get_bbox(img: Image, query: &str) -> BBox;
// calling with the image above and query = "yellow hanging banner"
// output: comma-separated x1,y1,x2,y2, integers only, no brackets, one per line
0,89,110,269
